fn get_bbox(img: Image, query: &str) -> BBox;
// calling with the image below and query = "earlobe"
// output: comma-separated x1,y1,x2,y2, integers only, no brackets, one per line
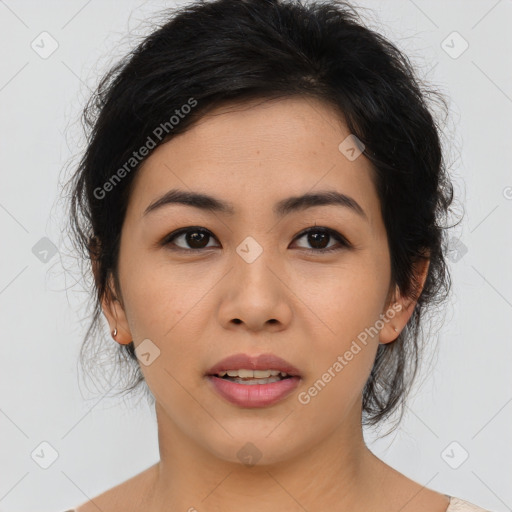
110,324,132,345
89,239,133,345
378,302,403,345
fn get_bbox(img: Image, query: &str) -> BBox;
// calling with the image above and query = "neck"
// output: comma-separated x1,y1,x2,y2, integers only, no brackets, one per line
147,400,383,512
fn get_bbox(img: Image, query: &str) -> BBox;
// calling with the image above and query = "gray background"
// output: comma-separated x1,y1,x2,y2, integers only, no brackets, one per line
0,1,511,511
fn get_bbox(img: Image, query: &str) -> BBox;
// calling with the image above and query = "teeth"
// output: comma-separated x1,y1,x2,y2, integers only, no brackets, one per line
216,369,290,378
230,376,283,385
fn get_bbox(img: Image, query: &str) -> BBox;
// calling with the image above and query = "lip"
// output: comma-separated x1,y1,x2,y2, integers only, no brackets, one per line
206,375,301,408
205,352,302,377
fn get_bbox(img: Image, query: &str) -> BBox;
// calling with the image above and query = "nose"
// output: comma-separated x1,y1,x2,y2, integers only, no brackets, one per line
217,250,293,333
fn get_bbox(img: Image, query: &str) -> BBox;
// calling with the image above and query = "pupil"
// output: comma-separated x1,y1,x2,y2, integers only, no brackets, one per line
187,230,208,249
309,231,328,249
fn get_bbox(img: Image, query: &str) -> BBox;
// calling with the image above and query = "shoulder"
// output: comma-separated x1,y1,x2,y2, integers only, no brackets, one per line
446,496,495,512
64,463,159,512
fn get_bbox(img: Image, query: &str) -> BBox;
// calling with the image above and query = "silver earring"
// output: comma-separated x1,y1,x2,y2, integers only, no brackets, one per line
112,328,117,337
394,327,399,332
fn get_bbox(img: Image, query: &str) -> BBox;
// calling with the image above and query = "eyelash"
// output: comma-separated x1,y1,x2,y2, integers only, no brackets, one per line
161,226,351,254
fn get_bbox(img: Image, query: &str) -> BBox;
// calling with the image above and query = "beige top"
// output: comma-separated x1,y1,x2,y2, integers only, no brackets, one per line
446,496,493,511
63,495,493,511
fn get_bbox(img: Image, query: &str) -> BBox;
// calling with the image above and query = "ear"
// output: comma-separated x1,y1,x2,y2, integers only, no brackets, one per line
100,274,132,344
89,237,132,344
379,255,430,345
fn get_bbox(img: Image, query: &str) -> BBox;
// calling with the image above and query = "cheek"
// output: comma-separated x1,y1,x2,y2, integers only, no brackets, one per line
120,257,202,339
297,292,380,418
120,263,214,396
294,265,384,400
296,262,386,343
296,341,378,429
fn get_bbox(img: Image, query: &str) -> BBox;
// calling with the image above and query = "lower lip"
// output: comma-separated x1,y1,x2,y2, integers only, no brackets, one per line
206,375,301,408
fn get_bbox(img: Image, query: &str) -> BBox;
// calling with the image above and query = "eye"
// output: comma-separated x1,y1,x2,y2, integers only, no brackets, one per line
292,226,351,254
161,226,351,254
161,227,219,252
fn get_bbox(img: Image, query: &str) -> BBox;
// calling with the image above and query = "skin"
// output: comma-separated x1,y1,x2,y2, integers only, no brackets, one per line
81,96,449,512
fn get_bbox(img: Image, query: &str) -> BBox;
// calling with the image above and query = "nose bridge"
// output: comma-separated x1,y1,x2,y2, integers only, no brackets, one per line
233,233,279,297
217,231,292,330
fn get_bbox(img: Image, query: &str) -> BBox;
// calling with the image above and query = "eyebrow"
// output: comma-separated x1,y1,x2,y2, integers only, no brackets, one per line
143,188,368,221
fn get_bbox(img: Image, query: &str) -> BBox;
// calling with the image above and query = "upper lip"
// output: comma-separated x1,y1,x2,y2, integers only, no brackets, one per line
206,353,302,377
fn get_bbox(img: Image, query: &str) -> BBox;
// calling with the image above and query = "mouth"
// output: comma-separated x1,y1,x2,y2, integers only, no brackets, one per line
205,353,302,408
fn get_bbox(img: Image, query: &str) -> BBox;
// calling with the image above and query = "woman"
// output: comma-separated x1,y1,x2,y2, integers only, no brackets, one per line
63,0,494,510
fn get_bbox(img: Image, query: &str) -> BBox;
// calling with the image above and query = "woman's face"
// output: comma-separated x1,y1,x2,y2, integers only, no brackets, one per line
105,96,406,465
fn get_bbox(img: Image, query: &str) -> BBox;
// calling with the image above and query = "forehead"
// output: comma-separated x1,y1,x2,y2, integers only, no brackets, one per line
127,96,379,224
162,95,351,164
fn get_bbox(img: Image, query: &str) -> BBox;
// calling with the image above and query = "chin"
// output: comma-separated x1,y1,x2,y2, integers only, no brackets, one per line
195,425,309,468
